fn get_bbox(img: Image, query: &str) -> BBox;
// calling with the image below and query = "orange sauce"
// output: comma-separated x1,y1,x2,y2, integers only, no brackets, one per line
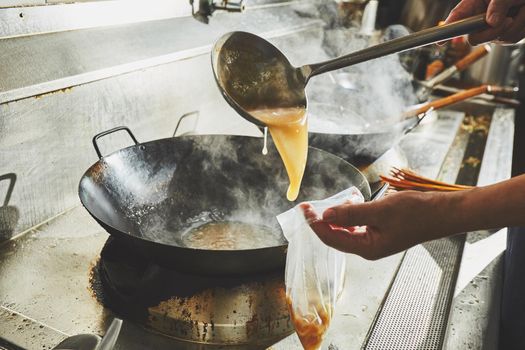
250,107,308,201
286,296,332,350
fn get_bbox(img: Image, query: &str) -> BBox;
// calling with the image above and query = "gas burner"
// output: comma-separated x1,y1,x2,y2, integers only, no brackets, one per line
90,237,293,346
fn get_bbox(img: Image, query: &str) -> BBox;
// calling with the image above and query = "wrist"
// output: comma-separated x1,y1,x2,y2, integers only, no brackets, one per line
427,190,469,237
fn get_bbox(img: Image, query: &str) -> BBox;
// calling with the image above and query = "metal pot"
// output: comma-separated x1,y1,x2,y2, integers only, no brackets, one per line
79,126,371,276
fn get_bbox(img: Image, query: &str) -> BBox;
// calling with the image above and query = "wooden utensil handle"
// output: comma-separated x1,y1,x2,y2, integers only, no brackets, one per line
407,85,490,116
455,44,491,71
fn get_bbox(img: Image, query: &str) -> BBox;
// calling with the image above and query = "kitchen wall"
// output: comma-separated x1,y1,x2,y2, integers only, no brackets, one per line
0,0,324,241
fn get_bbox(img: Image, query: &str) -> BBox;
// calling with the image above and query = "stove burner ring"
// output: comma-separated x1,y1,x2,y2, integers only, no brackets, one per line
90,237,294,345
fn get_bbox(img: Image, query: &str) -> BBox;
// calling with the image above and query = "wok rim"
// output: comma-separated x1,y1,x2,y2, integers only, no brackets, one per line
78,134,371,253
307,116,419,136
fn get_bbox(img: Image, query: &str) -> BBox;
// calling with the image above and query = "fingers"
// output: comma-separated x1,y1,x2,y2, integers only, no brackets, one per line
299,202,319,224
300,202,380,259
499,6,525,42
445,0,483,24
309,221,377,258
321,201,377,227
445,0,525,45
486,0,512,26
469,17,513,44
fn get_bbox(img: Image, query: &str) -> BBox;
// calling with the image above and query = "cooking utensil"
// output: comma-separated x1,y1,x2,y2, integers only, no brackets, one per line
415,44,491,101
0,173,19,241
380,167,475,192
406,84,507,116
308,84,499,168
52,318,122,350
211,13,496,127
433,84,520,107
79,127,371,276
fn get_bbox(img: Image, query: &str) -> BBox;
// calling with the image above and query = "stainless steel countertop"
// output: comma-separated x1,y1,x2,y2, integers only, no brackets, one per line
0,107,514,349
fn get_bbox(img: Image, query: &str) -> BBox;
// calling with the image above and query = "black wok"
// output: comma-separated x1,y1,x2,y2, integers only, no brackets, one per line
79,126,371,276
308,83,499,167
309,115,420,168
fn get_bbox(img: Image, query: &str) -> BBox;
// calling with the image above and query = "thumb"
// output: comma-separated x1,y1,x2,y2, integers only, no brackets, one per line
487,0,512,26
322,201,377,227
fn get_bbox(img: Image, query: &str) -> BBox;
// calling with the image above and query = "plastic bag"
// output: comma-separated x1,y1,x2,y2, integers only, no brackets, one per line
277,187,364,350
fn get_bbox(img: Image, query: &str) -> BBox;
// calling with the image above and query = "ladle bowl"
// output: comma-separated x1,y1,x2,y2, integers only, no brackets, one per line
211,31,307,126
211,13,504,127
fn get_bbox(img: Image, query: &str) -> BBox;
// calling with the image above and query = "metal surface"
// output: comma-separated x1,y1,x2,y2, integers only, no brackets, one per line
0,305,67,349
308,117,418,168
0,0,42,8
0,109,470,350
365,237,465,350
465,43,524,87
308,87,491,168
0,22,323,241
94,237,293,345
0,0,192,39
0,0,298,39
273,110,467,349
444,108,515,350
191,0,245,24
97,319,122,350
364,108,495,349
0,5,323,104
211,15,489,127
79,132,370,275
92,126,139,159
52,334,101,350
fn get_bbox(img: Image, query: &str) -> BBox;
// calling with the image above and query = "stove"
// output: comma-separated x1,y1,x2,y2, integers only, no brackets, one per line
91,237,293,346
0,108,515,350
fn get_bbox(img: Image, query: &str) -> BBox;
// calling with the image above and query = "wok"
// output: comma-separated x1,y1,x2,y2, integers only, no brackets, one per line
79,126,371,276
308,84,503,168
309,116,419,168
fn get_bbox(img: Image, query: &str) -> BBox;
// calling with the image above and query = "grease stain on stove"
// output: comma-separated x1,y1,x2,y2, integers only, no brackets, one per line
89,237,294,346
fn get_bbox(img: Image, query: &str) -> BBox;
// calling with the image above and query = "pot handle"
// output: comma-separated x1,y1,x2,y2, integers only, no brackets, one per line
173,111,199,137
0,173,16,207
92,126,139,159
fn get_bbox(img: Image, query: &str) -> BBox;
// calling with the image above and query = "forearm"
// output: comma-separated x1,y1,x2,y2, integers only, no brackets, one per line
439,174,525,234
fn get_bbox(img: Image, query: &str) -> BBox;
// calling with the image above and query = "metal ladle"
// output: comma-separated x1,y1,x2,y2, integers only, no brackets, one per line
211,13,493,127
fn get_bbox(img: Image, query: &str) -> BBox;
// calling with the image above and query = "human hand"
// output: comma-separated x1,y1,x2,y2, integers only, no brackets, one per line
301,191,460,260
445,0,525,44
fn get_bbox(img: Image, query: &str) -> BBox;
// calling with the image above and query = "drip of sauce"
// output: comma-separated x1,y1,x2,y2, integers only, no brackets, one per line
287,296,332,350
262,127,268,155
250,107,307,201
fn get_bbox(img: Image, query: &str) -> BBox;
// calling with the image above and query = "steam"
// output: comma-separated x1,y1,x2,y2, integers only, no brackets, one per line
112,136,355,248
97,7,419,250
272,10,417,135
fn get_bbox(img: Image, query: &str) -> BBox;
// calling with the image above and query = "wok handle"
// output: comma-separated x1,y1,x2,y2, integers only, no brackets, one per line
454,44,491,71
404,85,494,117
0,173,16,207
371,183,389,201
92,126,139,159
173,111,200,137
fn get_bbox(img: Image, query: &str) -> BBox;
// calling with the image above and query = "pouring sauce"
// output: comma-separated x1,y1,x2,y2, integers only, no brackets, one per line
287,296,332,350
250,107,308,201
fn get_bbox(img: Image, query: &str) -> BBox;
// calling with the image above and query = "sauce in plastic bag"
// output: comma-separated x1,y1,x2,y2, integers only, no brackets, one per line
287,296,332,350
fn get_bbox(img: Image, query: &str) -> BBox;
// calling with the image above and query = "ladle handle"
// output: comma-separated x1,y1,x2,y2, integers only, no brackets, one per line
303,14,487,80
